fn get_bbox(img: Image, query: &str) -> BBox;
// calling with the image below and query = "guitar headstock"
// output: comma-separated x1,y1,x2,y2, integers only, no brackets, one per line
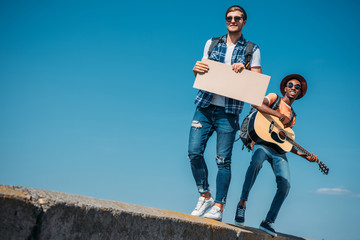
317,160,329,175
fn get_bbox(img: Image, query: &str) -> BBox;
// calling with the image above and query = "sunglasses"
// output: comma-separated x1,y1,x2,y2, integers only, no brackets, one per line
226,16,244,22
287,82,301,90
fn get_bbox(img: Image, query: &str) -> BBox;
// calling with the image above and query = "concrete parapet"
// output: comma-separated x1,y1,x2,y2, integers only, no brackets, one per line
0,185,310,240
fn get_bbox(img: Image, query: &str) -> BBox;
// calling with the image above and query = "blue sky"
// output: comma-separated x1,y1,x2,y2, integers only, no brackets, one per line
1,1,359,239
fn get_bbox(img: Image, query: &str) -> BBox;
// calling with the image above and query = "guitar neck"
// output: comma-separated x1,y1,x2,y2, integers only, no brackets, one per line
285,136,311,156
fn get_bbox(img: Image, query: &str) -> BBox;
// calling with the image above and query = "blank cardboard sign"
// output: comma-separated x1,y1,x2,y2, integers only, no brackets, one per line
193,58,271,106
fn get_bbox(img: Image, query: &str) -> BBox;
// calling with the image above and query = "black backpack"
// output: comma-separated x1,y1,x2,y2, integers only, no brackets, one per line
238,94,296,151
207,36,255,70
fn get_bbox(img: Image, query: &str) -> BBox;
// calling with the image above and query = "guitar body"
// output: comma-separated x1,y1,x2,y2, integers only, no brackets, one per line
247,111,329,175
248,111,295,153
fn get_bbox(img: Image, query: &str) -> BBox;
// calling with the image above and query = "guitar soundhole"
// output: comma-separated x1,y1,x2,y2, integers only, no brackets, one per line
270,132,284,143
279,131,286,141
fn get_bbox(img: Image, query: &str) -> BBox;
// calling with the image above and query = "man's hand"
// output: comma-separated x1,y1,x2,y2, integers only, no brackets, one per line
279,114,291,128
193,61,209,77
306,153,318,163
232,62,245,73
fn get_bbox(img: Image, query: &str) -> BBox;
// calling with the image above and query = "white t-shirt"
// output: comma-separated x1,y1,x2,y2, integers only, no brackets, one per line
202,39,261,107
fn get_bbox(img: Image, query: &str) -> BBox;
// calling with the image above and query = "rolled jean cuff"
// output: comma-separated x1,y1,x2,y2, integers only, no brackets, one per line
197,186,209,194
240,194,248,201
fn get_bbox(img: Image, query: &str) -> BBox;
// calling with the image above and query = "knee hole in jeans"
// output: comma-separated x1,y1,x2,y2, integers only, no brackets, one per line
191,120,202,128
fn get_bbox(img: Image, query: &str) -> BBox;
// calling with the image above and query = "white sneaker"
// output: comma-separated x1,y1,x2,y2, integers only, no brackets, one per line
203,205,223,221
191,196,215,217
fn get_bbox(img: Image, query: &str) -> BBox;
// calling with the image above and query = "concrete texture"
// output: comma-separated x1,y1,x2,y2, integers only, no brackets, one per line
0,185,311,240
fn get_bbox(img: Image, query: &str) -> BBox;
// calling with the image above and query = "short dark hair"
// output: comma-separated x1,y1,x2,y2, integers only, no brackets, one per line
225,5,247,21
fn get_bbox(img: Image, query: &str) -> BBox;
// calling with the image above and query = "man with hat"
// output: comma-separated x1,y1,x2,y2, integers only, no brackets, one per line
233,74,318,236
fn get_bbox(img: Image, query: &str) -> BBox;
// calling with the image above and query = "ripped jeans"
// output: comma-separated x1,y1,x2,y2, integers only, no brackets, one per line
188,105,239,204
240,144,291,223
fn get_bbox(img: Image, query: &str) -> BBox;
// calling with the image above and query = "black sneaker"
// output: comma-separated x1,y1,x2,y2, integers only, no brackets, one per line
234,205,245,226
259,220,277,237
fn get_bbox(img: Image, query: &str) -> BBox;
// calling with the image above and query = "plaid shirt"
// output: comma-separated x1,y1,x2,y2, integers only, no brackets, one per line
195,35,259,115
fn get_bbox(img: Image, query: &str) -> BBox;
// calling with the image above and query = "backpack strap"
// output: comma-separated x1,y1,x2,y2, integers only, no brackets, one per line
244,41,255,70
270,94,297,123
269,94,281,110
208,38,255,70
290,108,296,124
207,36,224,57
248,93,279,115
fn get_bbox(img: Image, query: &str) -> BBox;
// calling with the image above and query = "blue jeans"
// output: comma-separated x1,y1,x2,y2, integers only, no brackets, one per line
188,105,239,204
241,144,291,223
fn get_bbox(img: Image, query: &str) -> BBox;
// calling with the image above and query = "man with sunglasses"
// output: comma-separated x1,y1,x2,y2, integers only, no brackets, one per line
188,5,262,221
234,74,318,236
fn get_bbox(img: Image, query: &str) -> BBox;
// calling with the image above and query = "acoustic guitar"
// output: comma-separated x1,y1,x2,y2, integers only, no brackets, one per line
248,111,329,175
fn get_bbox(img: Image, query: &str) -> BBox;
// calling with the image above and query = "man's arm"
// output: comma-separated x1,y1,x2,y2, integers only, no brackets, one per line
250,66,262,73
254,97,292,128
290,147,318,162
249,48,262,73
231,64,262,73
193,40,212,77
